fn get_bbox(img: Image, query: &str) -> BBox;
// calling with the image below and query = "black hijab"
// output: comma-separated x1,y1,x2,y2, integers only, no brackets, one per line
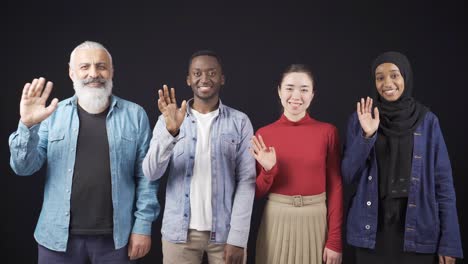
372,52,428,204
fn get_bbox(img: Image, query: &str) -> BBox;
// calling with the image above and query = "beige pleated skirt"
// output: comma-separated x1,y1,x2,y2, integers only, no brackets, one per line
256,192,327,264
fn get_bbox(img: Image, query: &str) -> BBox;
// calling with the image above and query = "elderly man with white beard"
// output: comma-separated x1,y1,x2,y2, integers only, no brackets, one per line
8,41,159,264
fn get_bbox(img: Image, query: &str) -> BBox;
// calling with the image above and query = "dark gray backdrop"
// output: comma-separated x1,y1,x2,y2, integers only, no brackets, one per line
2,0,467,263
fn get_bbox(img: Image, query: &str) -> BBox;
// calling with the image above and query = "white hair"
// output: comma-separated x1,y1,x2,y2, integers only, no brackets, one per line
69,41,113,68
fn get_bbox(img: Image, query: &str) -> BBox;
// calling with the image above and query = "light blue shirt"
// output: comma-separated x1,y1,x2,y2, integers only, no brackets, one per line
143,100,255,247
9,95,160,251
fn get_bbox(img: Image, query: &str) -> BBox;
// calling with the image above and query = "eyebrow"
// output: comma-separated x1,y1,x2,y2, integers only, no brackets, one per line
375,69,400,74
284,84,311,87
78,62,108,66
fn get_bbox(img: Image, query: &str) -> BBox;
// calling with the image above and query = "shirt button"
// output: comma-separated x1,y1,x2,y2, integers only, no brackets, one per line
65,212,69,216
68,169,72,172
190,156,194,159
70,148,74,152
365,225,370,230
184,214,188,217
185,194,188,197
192,137,196,141
368,175,372,181
366,201,371,206
66,189,70,193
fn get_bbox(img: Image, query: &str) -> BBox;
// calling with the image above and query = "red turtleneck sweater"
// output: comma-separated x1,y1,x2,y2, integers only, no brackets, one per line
255,114,343,252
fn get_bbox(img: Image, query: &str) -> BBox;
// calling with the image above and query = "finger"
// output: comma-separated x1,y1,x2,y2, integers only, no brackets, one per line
368,97,373,113
33,77,46,97
439,255,444,264
22,83,31,100
258,135,267,150
158,90,167,108
45,98,59,115
40,81,54,102
170,87,177,105
163,85,171,105
360,98,365,114
250,139,260,153
180,100,187,113
127,240,133,257
269,146,276,155
251,136,263,152
249,147,258,159
28,79,38,98
366,96,372,113
374,107,380,121
356,101,361,116
157,98,166,113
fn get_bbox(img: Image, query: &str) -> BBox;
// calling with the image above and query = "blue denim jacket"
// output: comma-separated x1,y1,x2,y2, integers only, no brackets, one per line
142,100,256,247
342,111,463,258
9,95,160,252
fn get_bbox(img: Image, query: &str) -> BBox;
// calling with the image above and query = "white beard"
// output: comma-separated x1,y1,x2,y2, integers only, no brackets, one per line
73,78,113,114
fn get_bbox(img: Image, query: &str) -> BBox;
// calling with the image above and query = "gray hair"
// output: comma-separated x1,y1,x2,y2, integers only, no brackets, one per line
69,41,113,68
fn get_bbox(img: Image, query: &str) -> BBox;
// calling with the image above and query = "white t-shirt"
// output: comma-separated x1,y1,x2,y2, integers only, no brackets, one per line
189,108,219,231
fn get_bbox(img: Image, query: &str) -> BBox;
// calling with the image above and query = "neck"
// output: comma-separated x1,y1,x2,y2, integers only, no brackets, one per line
284,111,306,122
192,96,219,114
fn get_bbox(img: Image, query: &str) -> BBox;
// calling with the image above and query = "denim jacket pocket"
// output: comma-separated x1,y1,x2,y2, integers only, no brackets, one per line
121,132,137,159
48,131,65,161
221,133,239,160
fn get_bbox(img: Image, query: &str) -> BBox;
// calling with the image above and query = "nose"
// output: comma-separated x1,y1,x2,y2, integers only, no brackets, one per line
291,88,301,98
383,76,392,87
200,72,210,83
88,65,99,78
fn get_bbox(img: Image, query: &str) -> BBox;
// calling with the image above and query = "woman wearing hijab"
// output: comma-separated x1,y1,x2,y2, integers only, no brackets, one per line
342,51,463,264
252,64,343,264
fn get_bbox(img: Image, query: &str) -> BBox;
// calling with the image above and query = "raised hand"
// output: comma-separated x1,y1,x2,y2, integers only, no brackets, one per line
250,135,276,171
20,77,59,128
157,85,187,136
357,97,379,138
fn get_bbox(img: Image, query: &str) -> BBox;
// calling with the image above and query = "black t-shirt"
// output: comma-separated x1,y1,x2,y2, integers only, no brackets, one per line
69,104,113,235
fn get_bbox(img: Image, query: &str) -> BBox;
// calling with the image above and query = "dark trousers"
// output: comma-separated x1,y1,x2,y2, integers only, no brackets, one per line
38,234,135,264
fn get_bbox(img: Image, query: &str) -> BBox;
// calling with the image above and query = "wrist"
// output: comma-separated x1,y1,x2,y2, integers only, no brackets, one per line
20,119,36,128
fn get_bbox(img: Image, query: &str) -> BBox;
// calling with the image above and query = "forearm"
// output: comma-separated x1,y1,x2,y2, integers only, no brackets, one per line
9,121,46,175
142,118,179,181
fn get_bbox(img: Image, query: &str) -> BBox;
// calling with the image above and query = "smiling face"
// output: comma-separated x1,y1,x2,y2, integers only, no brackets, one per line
278,72,314,121
375,63,405,102
187,55,225,102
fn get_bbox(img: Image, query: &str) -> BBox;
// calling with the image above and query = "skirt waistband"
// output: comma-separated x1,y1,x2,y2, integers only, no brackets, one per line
267,192,326,207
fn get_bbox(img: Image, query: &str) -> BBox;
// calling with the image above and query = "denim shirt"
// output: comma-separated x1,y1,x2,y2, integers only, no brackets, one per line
142,100,256,248
342,111,463,258
9,95,160,252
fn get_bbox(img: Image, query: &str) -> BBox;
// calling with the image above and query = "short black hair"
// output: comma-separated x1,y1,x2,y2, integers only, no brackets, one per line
189,50,223,72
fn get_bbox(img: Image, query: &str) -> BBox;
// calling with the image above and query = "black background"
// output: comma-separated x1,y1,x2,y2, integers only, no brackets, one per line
2,0,467,263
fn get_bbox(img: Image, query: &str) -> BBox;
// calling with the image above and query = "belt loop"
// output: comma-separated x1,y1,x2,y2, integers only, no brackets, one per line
293,195,303,207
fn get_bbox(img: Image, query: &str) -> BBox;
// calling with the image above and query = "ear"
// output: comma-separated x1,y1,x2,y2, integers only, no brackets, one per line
186,75,190,86
221,74,225,86
69,64,74,81
277,85,281,99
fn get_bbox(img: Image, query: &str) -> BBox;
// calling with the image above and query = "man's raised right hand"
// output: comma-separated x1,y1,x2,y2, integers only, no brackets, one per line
158,84,187,136
20,77,59,128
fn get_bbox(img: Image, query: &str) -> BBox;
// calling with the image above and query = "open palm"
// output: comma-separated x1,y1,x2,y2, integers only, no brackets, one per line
158,85,187,136
20,78,59,128
250,135,276,171
357,97,379,138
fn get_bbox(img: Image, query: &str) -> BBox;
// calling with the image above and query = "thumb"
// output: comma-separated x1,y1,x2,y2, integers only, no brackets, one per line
127,237,133,257
180,100,187,113
45,98,59,115
270,147,276,155
373,106,379,120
